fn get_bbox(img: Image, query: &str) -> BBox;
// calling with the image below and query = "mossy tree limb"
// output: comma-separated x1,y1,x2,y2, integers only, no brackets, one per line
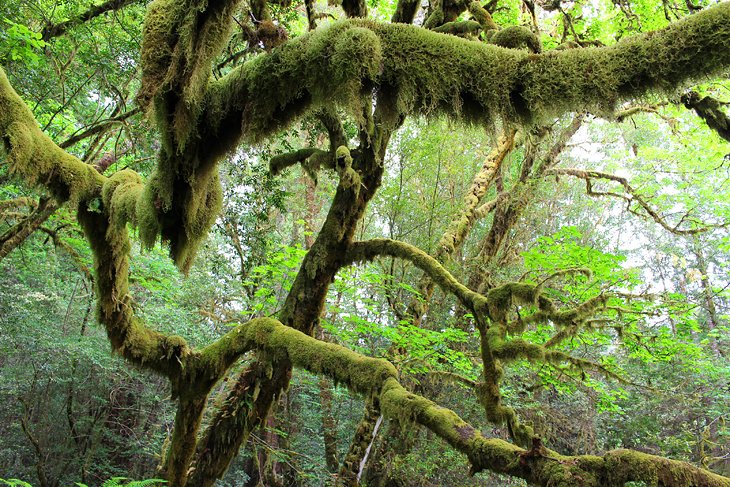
345,237,490,316
205,317,730,487
204,3,730,152
0,68,106,205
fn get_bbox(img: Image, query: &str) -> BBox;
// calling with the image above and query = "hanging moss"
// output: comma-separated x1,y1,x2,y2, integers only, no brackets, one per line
682,90,730,142
139,0,241,149
205,3,730,149
205,21,384,146
102,169,144,230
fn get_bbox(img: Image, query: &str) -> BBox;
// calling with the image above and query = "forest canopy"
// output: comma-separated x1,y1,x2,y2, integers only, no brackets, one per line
1,0,729,485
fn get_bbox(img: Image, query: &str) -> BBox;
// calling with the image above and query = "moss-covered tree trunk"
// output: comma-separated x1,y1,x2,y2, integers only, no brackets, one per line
4,1,730,485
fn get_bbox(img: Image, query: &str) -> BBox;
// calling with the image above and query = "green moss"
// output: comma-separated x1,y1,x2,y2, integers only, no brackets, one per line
602,449,730,486
140,0,240,148
486,282,537,323
491,26,541,53
0,68,105,205
206,4,730,143
520,2,730,120
468,1,497,31
195,318,398,396
433,20,483,38
102,169,144,231
206,21,384,145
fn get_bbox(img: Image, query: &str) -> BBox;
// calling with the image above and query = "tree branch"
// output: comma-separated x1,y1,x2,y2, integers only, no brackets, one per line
197,317,730,487
547,167,724,234
203,3,730,153
41,0,142,41
682,90,730,143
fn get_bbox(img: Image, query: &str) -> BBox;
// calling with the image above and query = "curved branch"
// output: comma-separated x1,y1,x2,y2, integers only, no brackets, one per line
345,238,489,314
1,68,105,204
204,317,730,487
548,167,724,234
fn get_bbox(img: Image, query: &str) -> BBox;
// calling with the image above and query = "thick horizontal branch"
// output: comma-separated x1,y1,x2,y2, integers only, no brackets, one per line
203,3,730,153
269,147,332,176
192,317,398,396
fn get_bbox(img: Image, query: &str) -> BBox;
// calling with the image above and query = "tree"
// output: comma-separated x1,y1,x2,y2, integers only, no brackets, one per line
1,0,730,485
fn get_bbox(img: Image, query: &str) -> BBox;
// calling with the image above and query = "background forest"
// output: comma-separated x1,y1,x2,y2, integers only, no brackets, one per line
0,0,729,485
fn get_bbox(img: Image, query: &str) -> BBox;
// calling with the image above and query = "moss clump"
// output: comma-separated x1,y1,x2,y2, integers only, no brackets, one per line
433,20,483,38
140,0,240,148
102,169,144,230
468,1,497,31
334,145,361,194
491,26,541,53
486,282,537,323
205,21,384,145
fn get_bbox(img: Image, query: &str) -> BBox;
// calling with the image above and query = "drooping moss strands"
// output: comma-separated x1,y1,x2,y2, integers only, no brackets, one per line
205,2,730,153
491,26,541,53
76,205,191,378
139,0,243,136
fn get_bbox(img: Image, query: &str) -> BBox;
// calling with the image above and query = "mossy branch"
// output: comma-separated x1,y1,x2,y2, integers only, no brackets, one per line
316,108,348,151
185,317,730,486
269,148,330,176
0,197,58,262
0,67,105,205
204,2,730,151
345,238,489,316
194,317,398,396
